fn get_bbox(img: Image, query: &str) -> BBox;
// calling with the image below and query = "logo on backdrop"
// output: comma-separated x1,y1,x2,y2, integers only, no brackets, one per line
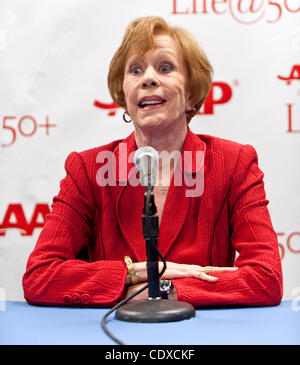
277,64,300,133
277,232,300,260
0,204,298,260
94,81,233,117
171,0,300,24
0,204,50,236
278,65,300,85
0,115,56,148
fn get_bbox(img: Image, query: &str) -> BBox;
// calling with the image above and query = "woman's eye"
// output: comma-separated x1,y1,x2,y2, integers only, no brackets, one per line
160,64,173,73
130,66,142,74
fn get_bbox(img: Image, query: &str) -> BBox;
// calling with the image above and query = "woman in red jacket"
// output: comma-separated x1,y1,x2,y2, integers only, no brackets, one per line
22,16,283,307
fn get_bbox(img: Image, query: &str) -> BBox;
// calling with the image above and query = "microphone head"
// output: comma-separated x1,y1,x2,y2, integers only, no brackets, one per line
134,146,159,188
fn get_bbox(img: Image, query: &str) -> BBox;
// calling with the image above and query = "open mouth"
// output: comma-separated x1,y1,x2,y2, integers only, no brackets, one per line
138,96,166,109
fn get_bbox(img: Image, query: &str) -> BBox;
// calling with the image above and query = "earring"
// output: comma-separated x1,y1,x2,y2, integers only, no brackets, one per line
123,111,132,123
186,107,197,116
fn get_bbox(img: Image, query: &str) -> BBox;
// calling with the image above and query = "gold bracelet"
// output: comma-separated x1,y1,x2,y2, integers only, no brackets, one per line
124,256,139,285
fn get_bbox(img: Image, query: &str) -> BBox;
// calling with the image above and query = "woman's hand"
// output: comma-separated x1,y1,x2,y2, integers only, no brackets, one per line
126,261,238,302
131,261,237,283
126,282,178,303
126,282,150,303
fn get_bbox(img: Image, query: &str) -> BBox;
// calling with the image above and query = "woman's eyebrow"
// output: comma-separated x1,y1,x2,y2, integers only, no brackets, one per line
153,47,177,57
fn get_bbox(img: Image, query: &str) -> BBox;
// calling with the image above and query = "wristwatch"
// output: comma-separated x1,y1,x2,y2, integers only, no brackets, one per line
160,279,172,299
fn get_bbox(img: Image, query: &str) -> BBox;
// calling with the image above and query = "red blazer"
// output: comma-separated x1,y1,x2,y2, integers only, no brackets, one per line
22,128,283,307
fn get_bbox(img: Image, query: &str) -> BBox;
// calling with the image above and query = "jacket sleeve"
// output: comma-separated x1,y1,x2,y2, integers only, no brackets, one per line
22,152,128,307
172,144,283,307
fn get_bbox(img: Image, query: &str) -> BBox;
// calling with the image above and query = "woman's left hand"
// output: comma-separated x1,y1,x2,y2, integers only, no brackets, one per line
125,262,238,303
126,282,178,303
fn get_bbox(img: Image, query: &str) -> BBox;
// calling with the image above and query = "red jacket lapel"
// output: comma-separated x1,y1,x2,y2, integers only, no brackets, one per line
111,133,146,261
158,128,206,258
112,128,206,262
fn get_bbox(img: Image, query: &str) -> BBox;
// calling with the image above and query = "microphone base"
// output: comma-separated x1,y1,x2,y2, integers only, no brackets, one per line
116,299,195,323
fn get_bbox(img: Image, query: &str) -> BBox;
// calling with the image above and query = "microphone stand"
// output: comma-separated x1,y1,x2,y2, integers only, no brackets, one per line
116,186,195,323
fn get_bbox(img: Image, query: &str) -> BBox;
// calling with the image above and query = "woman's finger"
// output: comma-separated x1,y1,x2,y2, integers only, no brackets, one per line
202,266,238,274
133,261,238,283
197,271,218,282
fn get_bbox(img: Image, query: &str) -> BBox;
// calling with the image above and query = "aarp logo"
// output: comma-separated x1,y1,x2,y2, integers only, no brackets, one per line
94,81,233,117
0,203,50,237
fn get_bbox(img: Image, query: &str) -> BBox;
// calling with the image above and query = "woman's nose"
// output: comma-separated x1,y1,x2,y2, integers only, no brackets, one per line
141,67,159,88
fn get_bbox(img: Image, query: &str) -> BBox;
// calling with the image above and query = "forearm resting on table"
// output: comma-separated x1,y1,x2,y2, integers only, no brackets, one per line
124,261,238,302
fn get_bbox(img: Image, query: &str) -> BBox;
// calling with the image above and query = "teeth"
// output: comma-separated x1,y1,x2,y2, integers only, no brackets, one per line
140,100,164,107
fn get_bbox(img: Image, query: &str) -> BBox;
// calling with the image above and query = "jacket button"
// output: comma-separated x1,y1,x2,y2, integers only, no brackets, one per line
81,294,90,304
72,294,80,304
63,295,72,304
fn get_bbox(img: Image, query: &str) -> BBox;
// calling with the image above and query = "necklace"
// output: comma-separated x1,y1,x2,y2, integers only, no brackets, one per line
158,186,168,195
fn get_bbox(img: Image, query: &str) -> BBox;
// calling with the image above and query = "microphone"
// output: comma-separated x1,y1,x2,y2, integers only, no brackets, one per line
115,147,195,325
133,146,159,189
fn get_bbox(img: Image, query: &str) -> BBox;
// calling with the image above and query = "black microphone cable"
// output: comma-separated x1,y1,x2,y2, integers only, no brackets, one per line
100,282,149,345
101,188,167,345
101,228,167,345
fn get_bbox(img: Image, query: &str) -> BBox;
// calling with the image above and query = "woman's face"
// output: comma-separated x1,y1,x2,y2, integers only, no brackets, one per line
122,34,193,132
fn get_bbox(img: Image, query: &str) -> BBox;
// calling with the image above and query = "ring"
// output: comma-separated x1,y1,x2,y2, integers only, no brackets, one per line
204,266,214,274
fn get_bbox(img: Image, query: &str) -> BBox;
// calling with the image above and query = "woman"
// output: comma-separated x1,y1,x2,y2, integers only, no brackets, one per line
22,16,283,307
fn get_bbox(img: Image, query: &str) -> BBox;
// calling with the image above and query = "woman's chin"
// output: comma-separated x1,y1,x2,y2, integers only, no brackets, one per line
134,115,168,130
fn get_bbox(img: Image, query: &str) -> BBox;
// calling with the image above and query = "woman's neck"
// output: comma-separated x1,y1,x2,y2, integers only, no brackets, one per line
134,121,187,154
134,121,188,186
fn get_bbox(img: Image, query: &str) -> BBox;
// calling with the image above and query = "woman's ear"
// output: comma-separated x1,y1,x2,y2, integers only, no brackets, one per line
185,99,194,112
184,89,194,112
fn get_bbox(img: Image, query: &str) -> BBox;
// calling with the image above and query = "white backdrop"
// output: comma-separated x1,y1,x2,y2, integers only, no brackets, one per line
0,0,299,302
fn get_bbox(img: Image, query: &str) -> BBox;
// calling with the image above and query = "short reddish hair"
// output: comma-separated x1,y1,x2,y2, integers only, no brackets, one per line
107,16,213,123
